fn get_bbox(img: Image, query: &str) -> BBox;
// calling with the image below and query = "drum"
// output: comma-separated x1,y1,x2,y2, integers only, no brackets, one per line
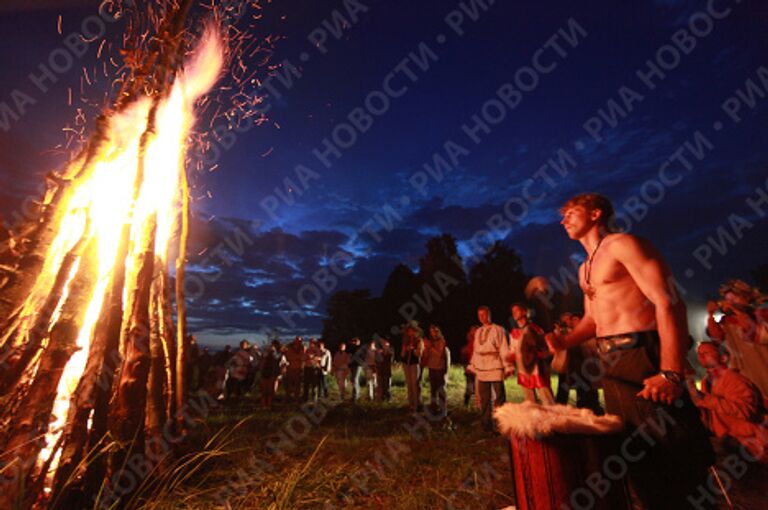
508,433,632,510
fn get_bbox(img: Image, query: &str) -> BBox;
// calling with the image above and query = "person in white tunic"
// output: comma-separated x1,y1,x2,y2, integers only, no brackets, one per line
469,305,514,431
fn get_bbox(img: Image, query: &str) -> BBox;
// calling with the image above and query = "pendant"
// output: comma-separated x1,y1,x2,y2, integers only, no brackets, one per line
585,284,596,300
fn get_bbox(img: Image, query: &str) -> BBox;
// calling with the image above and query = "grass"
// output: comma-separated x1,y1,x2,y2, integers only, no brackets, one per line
137,365,528,510
129,367,767,510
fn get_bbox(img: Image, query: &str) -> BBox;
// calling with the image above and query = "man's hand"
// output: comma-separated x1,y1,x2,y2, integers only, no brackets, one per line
637,373,683,405
545,332,566,352
706,300,719,315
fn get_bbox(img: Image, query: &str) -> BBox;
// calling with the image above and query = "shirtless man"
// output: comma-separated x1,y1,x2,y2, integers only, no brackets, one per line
547,193,713,509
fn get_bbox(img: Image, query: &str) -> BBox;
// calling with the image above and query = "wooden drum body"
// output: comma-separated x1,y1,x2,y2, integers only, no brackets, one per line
509,433,632,510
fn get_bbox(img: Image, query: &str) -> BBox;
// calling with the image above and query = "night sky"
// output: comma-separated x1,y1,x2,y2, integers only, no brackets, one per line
1,0,767,346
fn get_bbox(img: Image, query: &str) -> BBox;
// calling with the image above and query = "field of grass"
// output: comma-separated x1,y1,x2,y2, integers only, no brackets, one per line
131,366,766,510
134,365,526,510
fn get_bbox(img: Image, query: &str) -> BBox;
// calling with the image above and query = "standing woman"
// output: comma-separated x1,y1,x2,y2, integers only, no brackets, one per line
424,325,451,417
401,322,424,412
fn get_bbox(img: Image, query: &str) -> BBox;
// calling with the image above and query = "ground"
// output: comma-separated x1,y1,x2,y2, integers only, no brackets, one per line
132,366,767,510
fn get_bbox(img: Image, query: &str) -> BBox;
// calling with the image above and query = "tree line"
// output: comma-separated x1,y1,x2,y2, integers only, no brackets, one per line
320,234,583,355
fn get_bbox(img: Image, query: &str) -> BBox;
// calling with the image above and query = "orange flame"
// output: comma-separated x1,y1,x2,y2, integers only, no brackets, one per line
24,26,224,480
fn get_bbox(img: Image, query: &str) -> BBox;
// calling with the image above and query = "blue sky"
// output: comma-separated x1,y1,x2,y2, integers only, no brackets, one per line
1,0,767,346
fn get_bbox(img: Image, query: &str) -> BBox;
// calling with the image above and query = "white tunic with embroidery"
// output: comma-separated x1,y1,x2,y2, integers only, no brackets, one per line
469,324,513,381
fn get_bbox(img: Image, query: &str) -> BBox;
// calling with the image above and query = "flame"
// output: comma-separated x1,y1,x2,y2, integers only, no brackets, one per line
20,27,224,478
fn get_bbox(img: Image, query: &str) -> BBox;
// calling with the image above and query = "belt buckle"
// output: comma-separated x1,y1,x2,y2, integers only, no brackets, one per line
597,335,634,354
597,338,614,355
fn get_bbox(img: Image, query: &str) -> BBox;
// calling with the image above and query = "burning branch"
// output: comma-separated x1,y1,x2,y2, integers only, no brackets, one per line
0,1,227,508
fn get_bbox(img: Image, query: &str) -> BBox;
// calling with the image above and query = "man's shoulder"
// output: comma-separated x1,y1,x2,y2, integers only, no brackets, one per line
604,232,657,254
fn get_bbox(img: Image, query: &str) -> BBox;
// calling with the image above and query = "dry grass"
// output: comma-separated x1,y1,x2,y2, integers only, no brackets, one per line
136,365,520,510
130,368,767,510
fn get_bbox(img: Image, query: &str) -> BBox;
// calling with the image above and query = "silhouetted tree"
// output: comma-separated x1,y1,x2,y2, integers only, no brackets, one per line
321,290,378,349
415,234,471,354
468,241,528,328
379,263,420,342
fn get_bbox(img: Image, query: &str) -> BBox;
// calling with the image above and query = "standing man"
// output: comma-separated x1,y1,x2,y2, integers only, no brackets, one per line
302,339,322,401
547,193,713,509
347,337,363,401
318,340,332,398
365,340,378,400
469,306,514,432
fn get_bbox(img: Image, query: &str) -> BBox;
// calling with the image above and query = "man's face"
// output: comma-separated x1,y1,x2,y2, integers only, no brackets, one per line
560,205,597,240
429,326,439,338
477,308,490,324
511,305,526,321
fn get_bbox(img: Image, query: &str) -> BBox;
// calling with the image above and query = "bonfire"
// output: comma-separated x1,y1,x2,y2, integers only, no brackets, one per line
0,1,232,508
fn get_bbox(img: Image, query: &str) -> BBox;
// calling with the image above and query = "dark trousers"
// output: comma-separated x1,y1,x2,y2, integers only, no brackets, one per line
477,380,505,431
554,369,603,415
598,334,714,509
226,377,245,399
302,367,319,401
464,372,476,406
318,370,328,397
350,365,362,400
428,368,447,416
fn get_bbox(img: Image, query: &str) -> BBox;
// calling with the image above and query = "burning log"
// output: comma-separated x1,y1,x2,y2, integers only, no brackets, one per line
158,264,177,431
0,2,227,508
175,166,190,433
146,258,171,467
0,221,94,397
48,228,131,508
108,218,157,482
0,238,98,510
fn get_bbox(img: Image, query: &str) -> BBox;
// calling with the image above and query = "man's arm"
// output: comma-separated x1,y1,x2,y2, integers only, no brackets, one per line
563,313,597,348
551,264,597,349
609,234,687,374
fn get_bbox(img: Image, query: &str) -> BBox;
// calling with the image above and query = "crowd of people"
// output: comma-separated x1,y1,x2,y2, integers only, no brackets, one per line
178,192,766,509
183,303,598,425
184,275,768,457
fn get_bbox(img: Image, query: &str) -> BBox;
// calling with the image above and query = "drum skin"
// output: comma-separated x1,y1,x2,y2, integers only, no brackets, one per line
509,433,633,510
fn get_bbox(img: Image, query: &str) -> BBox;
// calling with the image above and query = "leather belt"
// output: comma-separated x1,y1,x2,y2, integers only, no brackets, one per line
595,330,658,355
